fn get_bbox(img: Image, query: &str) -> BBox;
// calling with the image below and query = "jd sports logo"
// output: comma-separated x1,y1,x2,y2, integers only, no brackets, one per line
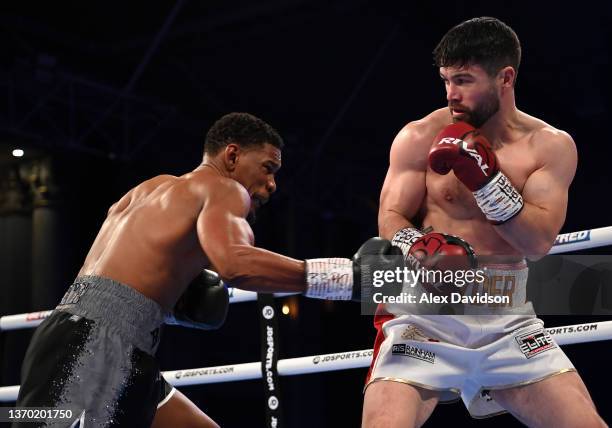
268,396,279,410
262,306,275,320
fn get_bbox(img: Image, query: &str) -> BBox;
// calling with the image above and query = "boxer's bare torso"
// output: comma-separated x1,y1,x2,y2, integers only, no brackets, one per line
78,169,217,310
78,142,307,311
379,107,576,262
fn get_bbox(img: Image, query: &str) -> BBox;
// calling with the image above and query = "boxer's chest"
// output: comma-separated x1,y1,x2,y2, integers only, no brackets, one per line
424,136,538,213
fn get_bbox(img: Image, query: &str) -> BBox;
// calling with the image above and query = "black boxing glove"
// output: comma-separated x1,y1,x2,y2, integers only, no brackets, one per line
166,269,229,330
351,237,404,302
304,237,403,302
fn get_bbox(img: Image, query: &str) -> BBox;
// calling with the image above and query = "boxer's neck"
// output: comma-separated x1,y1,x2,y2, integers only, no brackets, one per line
197,158,229,178
480,92,519,146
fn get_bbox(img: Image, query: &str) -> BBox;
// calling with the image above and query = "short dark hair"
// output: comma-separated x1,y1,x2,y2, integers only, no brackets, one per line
204,112,284,155
433,17,521,82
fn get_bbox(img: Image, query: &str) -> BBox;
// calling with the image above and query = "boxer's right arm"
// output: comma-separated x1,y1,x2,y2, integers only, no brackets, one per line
198,179,402,301
378,122,429,240
197,179,307,293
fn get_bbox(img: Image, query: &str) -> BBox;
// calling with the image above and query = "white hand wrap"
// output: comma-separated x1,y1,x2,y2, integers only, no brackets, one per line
473,172,524,224
391,227,424,256
305,258,353,300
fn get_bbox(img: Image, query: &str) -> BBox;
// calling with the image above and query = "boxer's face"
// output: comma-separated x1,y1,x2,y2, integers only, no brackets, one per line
440,64,500,128
231,142,281,218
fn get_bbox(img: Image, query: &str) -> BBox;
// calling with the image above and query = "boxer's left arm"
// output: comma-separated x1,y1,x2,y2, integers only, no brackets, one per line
490,129,577,258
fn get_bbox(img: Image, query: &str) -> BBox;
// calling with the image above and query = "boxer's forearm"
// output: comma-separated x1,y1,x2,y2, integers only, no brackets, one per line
216,244,308,293
491,201,561,260
378,209,416,240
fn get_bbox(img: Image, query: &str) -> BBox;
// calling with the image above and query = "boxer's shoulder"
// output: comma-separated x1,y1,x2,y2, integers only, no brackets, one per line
517,112,573,147
107,174,177,215
391,109,450,166
186,172,251,217
517,113,576,167
400,108,450,140
131,174,179,203
530,126,575,152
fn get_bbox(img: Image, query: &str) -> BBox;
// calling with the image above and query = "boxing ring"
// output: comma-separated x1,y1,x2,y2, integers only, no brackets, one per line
1,226,611,403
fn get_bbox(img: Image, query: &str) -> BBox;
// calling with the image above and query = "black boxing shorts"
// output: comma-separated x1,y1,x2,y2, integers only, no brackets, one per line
14,276,174,428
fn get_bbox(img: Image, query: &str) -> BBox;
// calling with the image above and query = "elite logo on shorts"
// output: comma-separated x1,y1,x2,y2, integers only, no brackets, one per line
515,329,556,359
391,343,436,364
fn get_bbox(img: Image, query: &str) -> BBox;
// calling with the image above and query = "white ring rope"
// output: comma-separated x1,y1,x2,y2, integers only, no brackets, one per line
0,292,298,331
0,320,610,401
0,291,298,331
0,225,610,402
548,226,612,254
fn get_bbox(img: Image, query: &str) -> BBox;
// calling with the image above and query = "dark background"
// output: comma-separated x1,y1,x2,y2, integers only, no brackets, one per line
0,1,611,427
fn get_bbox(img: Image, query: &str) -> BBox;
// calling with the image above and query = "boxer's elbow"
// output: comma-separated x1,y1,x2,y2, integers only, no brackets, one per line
220,267,270,292
215,245,259,288
215,260,248,287
524,240,554,261
526,253,545,262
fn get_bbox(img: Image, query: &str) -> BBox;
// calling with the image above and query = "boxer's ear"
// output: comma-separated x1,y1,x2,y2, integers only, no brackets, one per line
499,66,515,89
224,144,240,171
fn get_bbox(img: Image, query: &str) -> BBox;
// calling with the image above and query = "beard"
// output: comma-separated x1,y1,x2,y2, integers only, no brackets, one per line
451,86,500,128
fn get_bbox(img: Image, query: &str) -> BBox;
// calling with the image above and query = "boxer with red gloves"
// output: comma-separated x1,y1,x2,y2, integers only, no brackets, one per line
429,121,524,224
363,17,604,428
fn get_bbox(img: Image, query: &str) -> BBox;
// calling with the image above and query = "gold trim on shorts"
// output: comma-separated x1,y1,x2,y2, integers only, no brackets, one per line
468,368,576,419
364,377,461,403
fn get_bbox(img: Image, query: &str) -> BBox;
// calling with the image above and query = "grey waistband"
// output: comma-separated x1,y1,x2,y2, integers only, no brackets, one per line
56,275,168,353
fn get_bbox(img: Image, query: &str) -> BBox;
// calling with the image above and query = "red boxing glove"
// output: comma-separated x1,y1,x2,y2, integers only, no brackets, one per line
429,122,498,191
391,227,477,296
408,232,477,271
429,122,524,224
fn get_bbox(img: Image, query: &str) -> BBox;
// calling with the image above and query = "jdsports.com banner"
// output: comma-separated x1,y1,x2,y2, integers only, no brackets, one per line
257,294,284,428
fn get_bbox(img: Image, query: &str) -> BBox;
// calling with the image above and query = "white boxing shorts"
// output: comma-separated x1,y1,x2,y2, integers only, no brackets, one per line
365,261,575,418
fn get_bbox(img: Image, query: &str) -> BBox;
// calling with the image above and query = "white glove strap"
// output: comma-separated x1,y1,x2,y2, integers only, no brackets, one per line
391,227,424,256
473,172,524,224
305,258,353,300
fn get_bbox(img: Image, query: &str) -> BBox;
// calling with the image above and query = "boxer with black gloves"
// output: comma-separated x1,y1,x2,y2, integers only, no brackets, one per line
16,112,405,428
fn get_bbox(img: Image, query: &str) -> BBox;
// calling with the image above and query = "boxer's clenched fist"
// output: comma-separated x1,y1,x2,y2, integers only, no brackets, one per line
429,122,524,224
392,227,477,295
